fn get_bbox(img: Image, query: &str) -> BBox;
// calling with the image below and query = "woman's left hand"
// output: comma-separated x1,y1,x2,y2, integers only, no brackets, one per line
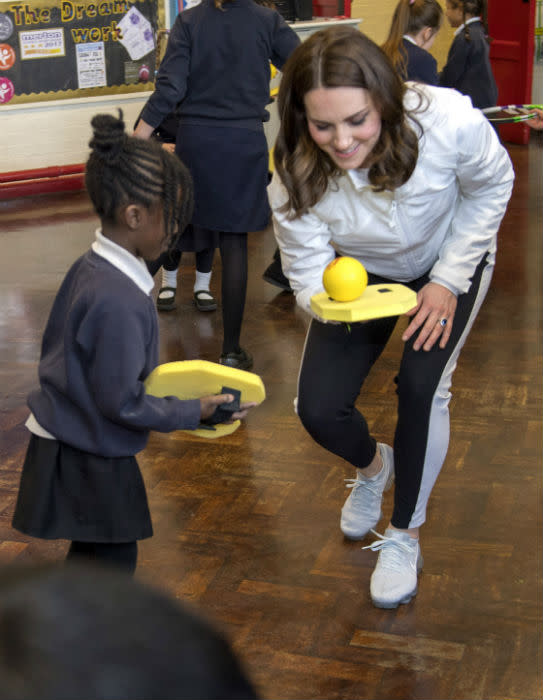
402,282,457,351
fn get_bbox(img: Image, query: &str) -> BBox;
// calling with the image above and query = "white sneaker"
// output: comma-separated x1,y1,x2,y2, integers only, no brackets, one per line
340,443,394,540
364,528,424,609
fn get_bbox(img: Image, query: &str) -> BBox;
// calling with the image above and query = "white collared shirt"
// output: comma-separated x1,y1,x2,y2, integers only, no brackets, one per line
92,229,155,296
268,84,514,316
454,16,481,37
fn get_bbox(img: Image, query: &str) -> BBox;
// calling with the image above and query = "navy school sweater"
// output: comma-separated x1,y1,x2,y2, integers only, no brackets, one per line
140,0,300,130
28,250,200,457
439,20,498,109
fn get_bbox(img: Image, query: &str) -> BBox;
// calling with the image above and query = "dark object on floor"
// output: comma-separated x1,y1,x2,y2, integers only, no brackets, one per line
219,347,253,371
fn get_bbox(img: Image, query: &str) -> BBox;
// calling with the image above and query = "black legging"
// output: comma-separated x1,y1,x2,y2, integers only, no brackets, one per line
297,255,493,529
219,231,248,356
66,541,138,575
146,247,214,277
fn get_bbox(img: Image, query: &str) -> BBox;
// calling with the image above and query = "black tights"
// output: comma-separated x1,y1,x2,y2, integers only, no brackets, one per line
66,541,138,575
219,231,248,355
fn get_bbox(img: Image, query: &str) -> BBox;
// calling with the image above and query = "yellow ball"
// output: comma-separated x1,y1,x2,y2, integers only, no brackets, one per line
322,256,368,302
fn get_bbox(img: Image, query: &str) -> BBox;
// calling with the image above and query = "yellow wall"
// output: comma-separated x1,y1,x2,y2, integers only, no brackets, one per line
351,0,455,70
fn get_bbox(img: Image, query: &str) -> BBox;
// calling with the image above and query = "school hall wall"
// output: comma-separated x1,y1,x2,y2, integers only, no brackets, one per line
1,3,454,174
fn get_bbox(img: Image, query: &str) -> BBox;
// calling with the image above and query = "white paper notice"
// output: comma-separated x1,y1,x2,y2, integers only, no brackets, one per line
76,42,107,89
117,6,155,61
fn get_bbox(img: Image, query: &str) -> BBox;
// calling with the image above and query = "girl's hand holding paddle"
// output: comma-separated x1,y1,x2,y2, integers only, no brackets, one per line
199,394,257,423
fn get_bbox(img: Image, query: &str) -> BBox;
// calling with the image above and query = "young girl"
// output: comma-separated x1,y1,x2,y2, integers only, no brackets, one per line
439,0,498,108
138,107,218,313
11,112,254,575
134,0,300,370
269,26,513,608
382,0,443,85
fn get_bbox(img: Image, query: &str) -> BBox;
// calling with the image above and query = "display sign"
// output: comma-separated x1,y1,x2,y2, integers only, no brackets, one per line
0,0,162,104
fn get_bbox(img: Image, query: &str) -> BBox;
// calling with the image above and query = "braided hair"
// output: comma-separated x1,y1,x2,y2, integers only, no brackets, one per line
85,110,193,252
447,0,490,42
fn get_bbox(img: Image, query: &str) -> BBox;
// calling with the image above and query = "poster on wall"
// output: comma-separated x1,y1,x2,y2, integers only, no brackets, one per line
0,0,162,105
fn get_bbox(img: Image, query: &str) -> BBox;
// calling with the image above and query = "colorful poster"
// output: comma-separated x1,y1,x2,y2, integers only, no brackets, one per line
19,27,65,59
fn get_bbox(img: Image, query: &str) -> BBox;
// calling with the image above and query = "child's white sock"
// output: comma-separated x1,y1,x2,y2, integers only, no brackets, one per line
162,268,178,288
194,270,212,293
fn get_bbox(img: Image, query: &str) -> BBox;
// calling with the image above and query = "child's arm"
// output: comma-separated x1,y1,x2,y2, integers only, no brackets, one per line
439,37,468,89
79,298,201,433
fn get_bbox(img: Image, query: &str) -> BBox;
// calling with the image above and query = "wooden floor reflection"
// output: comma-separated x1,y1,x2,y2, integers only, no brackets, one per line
1,135,541,699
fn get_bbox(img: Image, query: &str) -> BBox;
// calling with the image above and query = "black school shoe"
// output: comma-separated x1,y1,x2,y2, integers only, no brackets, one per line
193,290,218,312
157,286,177,311
262,258,292,293
219,347,253,371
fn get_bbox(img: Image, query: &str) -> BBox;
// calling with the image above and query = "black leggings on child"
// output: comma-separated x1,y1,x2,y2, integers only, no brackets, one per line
146,231,248,356
66,541,138,575
219,231,248,355
146,247,214,277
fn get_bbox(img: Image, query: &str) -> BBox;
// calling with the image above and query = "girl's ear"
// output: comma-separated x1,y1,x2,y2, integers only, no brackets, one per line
422,27,434,44
124,204,143,230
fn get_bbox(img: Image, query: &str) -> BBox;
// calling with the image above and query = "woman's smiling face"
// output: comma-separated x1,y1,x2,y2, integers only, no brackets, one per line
304,86,382,170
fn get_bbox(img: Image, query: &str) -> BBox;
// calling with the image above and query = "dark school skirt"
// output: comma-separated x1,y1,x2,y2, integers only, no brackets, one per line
175,121,271,233
12,435,153,543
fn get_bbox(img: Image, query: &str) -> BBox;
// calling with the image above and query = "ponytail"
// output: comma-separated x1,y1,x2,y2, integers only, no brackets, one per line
381,0,443,79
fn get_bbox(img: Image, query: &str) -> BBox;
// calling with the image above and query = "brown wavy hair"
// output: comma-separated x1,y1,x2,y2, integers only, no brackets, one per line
274,26,422,217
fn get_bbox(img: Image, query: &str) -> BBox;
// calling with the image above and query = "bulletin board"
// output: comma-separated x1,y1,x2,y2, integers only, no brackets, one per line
0,0,165,105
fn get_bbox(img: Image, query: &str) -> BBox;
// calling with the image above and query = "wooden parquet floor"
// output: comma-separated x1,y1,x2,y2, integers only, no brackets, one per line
0,136,541,699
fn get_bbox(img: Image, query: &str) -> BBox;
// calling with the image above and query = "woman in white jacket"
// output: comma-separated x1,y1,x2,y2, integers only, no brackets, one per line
268,26,514,609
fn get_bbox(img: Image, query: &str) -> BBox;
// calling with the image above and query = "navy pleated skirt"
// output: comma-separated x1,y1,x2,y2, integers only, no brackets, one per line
12,435,153,543
175,121,271,233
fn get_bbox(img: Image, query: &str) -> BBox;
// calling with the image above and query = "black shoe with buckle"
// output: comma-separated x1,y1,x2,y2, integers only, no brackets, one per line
157,286,177,311
219,347,253,371
193,290,218,312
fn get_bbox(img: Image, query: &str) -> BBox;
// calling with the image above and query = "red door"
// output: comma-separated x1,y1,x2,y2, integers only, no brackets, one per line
488,0,536,144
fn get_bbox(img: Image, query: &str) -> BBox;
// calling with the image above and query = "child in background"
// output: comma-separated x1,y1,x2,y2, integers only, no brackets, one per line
382,0,443,85
11,112,255,575
141,108,218,313
439,0,497,109
134,0,300,371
